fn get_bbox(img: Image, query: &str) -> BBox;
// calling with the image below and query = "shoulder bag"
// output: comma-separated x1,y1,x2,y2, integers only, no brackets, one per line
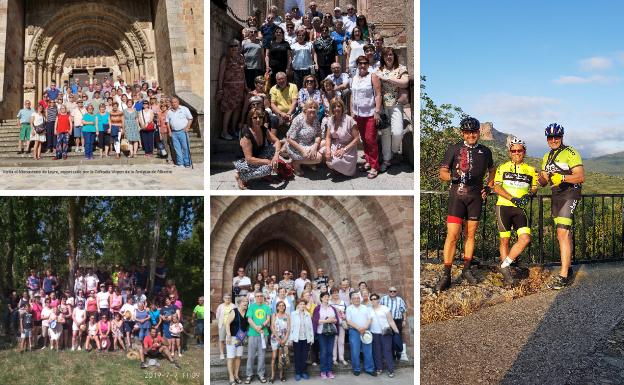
375,308,393,336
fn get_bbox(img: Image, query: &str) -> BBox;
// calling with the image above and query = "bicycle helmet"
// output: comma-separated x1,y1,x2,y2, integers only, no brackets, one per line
508,136,526,149
545,123,564,137
460,116,480,132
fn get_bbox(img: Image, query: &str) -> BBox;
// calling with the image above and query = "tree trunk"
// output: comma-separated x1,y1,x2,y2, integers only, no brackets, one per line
4,197,15,293
148,197,162,293
167,198,182,261
24,197,36,268
67,197,84,293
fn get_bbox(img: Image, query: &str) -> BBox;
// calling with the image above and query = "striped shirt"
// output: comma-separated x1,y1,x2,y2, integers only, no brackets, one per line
379,295,407,320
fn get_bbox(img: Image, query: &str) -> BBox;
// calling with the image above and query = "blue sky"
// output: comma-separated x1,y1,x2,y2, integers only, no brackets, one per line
422,1,624,158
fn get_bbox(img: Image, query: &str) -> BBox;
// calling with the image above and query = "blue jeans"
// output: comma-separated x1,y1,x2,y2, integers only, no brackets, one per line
318,333,335,373
349,328,374,373
171,130,190,167
83,132,95,158
139,327,149,341
46,121,56,150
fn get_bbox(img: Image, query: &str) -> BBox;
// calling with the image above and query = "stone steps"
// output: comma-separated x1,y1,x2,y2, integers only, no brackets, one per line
208,353,413,381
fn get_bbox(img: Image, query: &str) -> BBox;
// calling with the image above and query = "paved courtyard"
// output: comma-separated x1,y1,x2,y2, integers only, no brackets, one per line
0,163,203,190
210,163,414,190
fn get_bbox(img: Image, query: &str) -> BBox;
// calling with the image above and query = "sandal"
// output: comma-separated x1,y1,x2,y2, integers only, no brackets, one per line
367,169,378,179
235,379,242,384
244,377,252,384
259,376,267,383
359,162,371,172
235,173,248,190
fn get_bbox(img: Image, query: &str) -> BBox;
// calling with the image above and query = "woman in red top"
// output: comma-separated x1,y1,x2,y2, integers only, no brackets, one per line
30,296,43,348
54,105,73,160
86,291,98,320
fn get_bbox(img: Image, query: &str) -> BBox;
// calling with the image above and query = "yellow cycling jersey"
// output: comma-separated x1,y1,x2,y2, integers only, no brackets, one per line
494,161,538,206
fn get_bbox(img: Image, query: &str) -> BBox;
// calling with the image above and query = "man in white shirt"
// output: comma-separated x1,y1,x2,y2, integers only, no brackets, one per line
96,284,110,318
294,270,310,298
74,269,86,295
342,4,357,34
233,267,252,296
85,268,99,293
346,293,375,376
166,97,193,168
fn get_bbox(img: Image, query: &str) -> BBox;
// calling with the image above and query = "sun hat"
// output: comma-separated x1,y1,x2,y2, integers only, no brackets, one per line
360,330,373,344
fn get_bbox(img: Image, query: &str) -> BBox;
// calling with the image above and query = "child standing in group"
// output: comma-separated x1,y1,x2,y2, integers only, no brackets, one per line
169,314,183,357
19,303,33,352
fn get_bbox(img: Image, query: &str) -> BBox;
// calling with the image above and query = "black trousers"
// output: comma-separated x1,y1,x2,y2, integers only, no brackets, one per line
293,340,310,375
393,318,404,358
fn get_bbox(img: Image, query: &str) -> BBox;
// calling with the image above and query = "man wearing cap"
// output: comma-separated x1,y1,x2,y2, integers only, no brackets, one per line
380,287,408,360
333,7,343,21
436,116,495,292
346,292,375,376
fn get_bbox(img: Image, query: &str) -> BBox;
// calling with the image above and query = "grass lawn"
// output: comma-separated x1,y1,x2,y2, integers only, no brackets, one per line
0,344,204,385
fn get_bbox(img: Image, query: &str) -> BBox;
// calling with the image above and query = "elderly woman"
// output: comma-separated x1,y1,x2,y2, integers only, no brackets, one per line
286,100,323,176
377,47,410,172
289,299,314,381
328,288,348,366
217,39,246,141
233,109,282,189
351,55,383,179
291,27,316,90
298,75,322,110
320,80,341,118
216,294,236,360
323,98,358,176
370,293,400,378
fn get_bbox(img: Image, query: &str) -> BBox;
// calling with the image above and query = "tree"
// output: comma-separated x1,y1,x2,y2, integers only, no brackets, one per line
67,197,85,292
148,197,162,293
420,76,463,191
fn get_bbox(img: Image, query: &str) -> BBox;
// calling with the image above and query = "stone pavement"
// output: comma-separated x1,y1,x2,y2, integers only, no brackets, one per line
0,163,203,190
210,163,414,190
209,369,414,384
420,262,624,385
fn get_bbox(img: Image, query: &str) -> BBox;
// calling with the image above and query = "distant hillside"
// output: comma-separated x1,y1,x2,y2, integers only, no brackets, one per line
480,127,624,194
584,151,624,177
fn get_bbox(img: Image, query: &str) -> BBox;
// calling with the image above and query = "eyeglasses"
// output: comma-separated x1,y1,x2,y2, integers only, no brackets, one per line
510,149,525,154
305,80,315,83
389,290,397,293
546,136,562,140
251,116,262,120
357,62,369,65
371,297,379,301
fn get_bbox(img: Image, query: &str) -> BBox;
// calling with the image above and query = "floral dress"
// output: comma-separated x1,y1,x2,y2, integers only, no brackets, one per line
377,64,409,107
271,314,289,350
124,109,140,142
220,54,246,111
286,114,323,161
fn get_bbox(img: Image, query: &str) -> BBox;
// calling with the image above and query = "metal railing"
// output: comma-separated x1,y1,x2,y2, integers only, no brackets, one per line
421,192,624,265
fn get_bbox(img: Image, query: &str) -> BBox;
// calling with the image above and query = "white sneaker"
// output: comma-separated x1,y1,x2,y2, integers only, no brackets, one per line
41,346,46,350
78,346,82,351
71,346,75,351
178,352,182,357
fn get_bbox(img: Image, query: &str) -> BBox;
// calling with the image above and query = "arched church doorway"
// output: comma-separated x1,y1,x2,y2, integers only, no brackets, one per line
238,239,310,281
23,1,158,104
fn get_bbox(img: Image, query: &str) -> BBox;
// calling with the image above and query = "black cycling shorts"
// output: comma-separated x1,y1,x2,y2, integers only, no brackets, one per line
495,205,530,238
552,195,579,229
448,192,483,222
98,133,111,149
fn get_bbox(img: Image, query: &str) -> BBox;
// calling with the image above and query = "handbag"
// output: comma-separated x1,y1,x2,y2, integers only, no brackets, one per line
34,122,46,134
275,159,295,181
120,136,130,152
376,112,390,131
233,311,247,346
142,111,155,131
322,320,337,336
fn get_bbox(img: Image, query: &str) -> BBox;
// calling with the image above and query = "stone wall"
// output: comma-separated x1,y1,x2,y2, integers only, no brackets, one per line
0,0,24,118
210,196,415,351
209,3,244,143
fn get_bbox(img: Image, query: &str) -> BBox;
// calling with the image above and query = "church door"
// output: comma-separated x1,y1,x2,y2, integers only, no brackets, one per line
240,240,310,281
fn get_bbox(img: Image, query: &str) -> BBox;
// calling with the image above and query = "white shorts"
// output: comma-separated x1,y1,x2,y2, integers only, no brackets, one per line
226,343,244,358
72,322,84,332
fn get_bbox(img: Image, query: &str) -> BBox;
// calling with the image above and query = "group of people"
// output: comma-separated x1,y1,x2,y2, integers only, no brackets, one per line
437,117,584,292
5,263,205,370
217,3,410,188
16,76,194,168
217,266,409,383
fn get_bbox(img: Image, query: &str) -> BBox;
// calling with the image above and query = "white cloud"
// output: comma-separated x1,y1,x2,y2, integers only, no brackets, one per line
553,75,620,85
579,56,613,71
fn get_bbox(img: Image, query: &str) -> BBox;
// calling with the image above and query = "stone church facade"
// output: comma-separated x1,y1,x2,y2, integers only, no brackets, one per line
0,0,203,122
210,196,414,350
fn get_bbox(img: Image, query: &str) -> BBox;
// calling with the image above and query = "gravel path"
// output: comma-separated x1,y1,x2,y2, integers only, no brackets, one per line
420,263,624,385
